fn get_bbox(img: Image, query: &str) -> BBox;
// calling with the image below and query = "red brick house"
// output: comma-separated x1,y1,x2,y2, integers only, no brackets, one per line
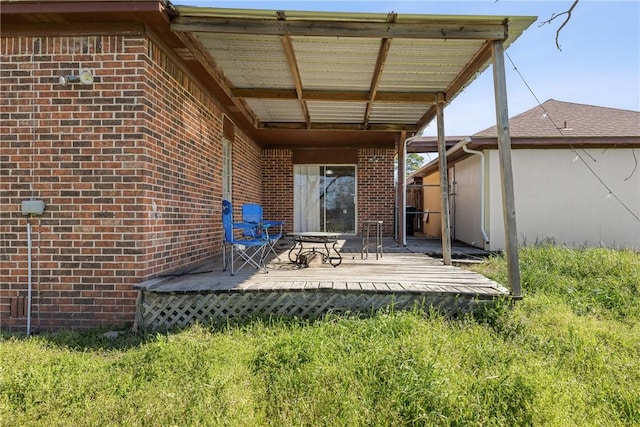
1,1,534,331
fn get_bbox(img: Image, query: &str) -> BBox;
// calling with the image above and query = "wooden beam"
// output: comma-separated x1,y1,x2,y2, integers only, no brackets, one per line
281,34,311,127
446,41,494,101
364,12,395,127
232,88,299,100
232,88,437,103
257,129,398,149
172,17,508,40
415,41,494,131
416,105,438,131
375,92,438,103
259,122,419,132
436,93,452,265
491,40,521,298
364,38,392,126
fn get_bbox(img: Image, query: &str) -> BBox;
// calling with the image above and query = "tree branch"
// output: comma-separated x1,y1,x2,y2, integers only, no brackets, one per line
538,0,580,50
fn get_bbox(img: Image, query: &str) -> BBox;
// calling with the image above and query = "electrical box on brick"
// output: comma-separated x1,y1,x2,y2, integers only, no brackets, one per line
21,200,45,216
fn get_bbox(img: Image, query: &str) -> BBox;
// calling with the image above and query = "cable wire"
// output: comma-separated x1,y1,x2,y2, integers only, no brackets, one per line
505,52,640,223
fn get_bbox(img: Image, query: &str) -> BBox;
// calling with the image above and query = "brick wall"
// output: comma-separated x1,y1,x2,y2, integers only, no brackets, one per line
261,148,395,236
141,40,222,278
230,131,263,220
357,148,396,236
0,34,263,331
262,149,294,233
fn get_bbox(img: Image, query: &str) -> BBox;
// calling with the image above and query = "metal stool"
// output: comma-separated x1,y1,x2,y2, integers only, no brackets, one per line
361,220,383,259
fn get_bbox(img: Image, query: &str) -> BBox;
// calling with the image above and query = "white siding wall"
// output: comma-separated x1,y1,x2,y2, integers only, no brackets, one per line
487,148,640,251
452,155,486,248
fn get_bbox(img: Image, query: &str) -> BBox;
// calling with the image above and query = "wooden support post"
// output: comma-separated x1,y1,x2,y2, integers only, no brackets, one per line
397,132,407,246
436,94,452,265
491,40,521,297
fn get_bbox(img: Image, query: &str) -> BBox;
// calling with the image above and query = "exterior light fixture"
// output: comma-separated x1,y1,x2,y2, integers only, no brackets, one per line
59,75,80,84
59,68,94,85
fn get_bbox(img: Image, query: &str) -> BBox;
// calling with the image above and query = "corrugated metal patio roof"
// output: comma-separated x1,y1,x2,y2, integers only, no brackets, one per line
172,6,535,147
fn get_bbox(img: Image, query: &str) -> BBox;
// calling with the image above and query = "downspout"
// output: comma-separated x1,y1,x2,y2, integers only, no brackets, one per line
402,135,421,246
462,138,490,248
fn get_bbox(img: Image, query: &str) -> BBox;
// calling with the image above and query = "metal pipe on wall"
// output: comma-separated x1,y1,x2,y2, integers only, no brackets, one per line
462,141,490,248
401,134,421,247
27,222,33,337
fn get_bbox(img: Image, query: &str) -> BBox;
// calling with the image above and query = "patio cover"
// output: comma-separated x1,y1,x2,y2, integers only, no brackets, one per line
171,7,536,148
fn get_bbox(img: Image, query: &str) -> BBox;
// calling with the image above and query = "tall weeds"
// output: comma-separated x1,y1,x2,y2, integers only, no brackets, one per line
1,245,638,426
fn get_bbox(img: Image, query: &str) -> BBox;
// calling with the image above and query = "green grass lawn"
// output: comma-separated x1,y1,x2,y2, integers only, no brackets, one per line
1,245,639,426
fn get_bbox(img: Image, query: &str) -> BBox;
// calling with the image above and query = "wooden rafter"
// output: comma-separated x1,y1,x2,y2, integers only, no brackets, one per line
363,12,396,128
279,12,311,128
415,104,438,134
415,40,494,131
446,39,495,99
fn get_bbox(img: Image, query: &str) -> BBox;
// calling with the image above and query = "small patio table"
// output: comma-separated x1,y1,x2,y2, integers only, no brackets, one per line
288,232,342,267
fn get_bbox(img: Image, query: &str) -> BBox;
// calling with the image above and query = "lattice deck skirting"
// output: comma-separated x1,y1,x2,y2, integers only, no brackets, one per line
133,252,508,331
134,288,497,331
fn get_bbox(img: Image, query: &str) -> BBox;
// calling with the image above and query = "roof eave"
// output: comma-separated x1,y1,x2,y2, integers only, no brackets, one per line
410,135,640,179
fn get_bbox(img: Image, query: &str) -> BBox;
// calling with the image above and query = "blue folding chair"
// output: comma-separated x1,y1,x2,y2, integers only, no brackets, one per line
222,200,269,275
242,203,284,261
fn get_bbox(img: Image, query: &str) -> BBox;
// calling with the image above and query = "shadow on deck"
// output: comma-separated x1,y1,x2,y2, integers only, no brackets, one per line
134,236,507,331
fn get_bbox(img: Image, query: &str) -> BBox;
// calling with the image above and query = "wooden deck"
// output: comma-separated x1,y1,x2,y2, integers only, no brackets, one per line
133,237,509,331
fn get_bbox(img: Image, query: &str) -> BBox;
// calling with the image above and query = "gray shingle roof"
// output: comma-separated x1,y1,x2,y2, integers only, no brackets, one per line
474,99,640,138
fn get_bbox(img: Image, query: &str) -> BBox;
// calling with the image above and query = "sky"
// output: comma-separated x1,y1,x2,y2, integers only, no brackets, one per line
177,0,640,139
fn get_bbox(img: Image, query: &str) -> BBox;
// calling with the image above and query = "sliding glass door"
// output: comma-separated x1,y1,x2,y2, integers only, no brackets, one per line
294,165,356,233
323,165,356,233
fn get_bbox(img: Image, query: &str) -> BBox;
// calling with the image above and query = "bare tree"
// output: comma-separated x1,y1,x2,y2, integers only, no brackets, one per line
539,0,580,50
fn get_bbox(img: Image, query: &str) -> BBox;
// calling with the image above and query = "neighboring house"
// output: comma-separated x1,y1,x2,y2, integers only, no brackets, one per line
410,100,640,251
0,1,534,330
